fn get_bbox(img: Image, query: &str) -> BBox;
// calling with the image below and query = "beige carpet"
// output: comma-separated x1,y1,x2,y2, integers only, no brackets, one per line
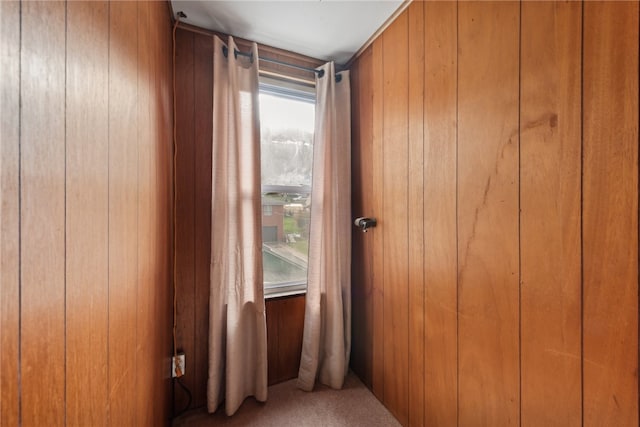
172,372,400,427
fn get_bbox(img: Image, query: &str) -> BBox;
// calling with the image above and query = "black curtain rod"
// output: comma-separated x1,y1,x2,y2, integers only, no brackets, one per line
222,45,343,82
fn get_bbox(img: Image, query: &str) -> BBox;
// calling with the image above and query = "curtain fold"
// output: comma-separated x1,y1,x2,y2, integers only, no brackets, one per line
298,62,352,391
208,35,268,416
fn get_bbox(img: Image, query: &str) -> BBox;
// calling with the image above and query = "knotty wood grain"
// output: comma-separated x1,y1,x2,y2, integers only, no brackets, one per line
520,2,582,426
583,2,639,425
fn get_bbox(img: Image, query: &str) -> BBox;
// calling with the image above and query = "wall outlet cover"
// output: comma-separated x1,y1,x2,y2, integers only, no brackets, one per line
171,353,186,378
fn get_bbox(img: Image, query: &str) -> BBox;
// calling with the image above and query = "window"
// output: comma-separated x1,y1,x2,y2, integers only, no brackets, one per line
259,78,315,298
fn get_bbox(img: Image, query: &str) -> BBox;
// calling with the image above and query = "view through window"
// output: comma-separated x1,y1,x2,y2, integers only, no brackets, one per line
259,81,315,297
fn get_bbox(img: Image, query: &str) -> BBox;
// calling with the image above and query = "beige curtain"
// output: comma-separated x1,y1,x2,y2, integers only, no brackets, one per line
298,63,352,391
208,35,268,415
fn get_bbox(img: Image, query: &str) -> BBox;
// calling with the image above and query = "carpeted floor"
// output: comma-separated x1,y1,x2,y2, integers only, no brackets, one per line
172,372,400,426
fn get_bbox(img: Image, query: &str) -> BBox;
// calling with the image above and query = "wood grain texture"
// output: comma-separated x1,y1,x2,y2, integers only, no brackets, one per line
423,2,458,425
382,12,410,425
135,2,155,424
370,37,385,401
520,2,582,426
174,28,197,411
276,297,305,383
2,2,173,424
457,2,520,425
266,296,306,385
266,299,280,385
65,1,110,424
407,3,425,427
350,46,374,388
349,2,640,426
583,2,639,425
108,2,139,425
193,31,214,408
0,1,20,424
150,3,175,422
20,2,67,424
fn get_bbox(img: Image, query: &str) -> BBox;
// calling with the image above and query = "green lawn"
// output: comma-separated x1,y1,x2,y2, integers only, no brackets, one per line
283,216,298,234
289,239,309,256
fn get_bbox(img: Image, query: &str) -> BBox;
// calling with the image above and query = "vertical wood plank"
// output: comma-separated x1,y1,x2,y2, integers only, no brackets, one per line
20,2,66,424
520,2,582,426
350,46,374,388
193,32,213,408
266,299,280,385
135,1,154,424
407,3,425,426
0,1,21,424
277,296,306,382
150,3,175,422
382,11,409,425
174,27,196,410
423,2,458,425
65,2,110,424
457,2,520,425
583,2,639,425
266,296,306,385
108,2,139,424
370,37,385,401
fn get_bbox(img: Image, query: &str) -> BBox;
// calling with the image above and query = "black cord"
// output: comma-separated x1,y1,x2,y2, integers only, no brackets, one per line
172,376,193,419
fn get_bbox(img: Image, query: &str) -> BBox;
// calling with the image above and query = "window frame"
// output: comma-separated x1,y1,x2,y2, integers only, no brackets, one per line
259,78,315,299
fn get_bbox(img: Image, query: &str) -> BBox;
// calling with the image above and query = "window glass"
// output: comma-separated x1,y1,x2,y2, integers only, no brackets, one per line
259,82,315,298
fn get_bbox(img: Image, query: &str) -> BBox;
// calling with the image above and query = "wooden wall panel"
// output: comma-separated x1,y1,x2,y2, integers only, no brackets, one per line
457,2,520,425
370,37,385,401
350,2,639,427
193,32,214,408
583,2,639,425
265,297,305,385
350,45,374,389
381,12,410,426
135,2,155,424
423,2,458,425
0,1,21,425
407,4,425,426
2,1,174,424
66,1,110,424
266,300,280,385
108,3,139,425
150,2,175,423
174,28,197,409
20,2,67,424
520,2,582,426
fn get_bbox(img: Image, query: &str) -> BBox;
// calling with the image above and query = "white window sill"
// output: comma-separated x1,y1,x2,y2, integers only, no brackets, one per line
264,282,307,299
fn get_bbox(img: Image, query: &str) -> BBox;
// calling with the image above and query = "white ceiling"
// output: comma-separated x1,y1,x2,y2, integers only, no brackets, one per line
170,1,406,64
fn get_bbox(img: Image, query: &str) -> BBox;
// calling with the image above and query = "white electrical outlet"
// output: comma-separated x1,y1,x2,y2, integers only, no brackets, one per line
172,353,185,378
